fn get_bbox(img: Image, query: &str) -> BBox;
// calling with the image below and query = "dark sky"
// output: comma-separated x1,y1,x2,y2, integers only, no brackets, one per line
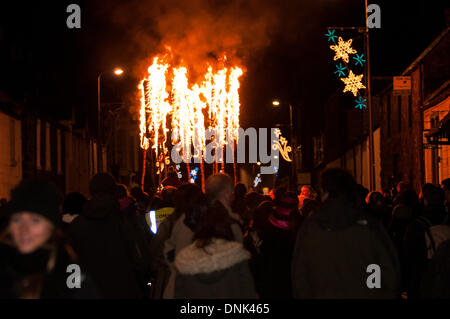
0,0,448,136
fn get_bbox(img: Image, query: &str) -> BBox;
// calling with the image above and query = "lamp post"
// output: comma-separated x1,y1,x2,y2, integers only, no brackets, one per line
272,99,297,191
97,67,124,173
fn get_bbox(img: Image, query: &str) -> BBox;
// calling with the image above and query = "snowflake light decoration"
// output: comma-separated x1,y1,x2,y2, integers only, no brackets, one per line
324,29,338,42
341,70,366,96
334,63,347,77
354,96,367,110
353,53,366,67
330,37,357,63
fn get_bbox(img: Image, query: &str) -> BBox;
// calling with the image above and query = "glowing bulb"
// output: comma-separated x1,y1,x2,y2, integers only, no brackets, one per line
114,68,124,76
272,100,280,106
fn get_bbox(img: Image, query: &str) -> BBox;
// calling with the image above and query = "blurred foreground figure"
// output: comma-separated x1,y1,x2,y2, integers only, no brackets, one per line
67,173,142,298
0,179,97,298
292,168,401,298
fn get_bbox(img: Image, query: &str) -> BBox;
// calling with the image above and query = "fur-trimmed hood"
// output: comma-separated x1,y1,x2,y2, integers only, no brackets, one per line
175,238,250,276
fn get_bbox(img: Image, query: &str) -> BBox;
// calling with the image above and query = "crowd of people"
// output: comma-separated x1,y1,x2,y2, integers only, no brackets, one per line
0,168,450,299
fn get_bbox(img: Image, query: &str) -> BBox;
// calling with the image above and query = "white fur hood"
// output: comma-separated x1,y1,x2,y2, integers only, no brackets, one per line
175,238,250,275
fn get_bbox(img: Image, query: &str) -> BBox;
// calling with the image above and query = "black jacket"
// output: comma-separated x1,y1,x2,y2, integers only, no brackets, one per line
0,244,98,299
67,193,142,298
292,197,401,299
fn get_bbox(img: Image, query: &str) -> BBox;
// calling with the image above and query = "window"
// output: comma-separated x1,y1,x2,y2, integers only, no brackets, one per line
36,119,41,170
398,96,402,132
408,95,412,128
387,95,391,137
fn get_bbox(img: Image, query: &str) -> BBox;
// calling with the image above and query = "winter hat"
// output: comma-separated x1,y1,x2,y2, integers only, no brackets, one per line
269,193,298,230
7,178,63,225
89,173,117,197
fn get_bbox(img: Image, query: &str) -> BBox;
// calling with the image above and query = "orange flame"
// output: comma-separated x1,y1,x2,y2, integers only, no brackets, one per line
139,53,243,164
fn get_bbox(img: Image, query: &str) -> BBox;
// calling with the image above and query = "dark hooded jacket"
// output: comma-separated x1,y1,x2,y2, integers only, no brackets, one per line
68,187,142,298
0,244,98,299
292,197,401,299
174,238,257,299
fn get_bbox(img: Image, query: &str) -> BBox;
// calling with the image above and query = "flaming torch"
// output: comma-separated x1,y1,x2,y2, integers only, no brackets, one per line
139,51,243,191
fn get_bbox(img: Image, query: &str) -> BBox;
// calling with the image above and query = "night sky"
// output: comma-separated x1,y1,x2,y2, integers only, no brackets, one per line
0,0,447,138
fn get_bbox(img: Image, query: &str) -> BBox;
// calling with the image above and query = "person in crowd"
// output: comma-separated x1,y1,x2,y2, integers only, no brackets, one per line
403,185,450,299
205,173,244,243
130,186,153,244
366,191,391,228
67,173,143,298
117,184,136,217
389,189,420,262
299,198,321,219
441,178,450,220
298,185,316,210
254,191,300,298
0,178,97,298
292,168,401,298
151,186,177,231
174,198,258,299
231,183,248,225
393,181,410,206
356,184,369,210
420,238,450,298
161,166,182,189
118,183,153,296
130,186,152,216
152,184,206,299
61,192,86,229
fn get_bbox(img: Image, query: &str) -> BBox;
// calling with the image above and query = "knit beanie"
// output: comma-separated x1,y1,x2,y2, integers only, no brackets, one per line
7,178,63,225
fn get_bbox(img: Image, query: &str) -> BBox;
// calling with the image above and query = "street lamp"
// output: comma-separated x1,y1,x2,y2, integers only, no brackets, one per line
97,67,124,172
272,99,297,191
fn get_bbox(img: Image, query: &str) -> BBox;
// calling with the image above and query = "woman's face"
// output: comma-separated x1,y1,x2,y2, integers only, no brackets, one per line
9,212,54,254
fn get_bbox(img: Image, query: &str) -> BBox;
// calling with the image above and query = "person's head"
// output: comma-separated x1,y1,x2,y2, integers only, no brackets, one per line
89,173,117,198
160,186,177,207
176,184,208,232
300,186,312,198
382,188,391,199
62,192,87,216
320,168,357,203
366,191,384,208
0,198,7,207
423,186,445,208
233,183,247,200
194,198,234,248
396,181,409,194
6,178,62,254
205,173,234,206
420,183,435,201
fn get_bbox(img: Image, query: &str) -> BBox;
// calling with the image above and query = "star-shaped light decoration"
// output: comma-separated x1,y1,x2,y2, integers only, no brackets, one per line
325,29,338,42
334,63,347,77
354,96,367,110
274,128,281,138
330,37,357,63
341,70,366,96
353,53,366,67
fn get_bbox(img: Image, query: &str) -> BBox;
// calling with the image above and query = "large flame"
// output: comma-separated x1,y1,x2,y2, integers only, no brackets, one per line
139,53,243,164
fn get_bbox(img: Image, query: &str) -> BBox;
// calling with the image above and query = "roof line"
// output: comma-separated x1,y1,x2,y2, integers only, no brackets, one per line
402,26,450,75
